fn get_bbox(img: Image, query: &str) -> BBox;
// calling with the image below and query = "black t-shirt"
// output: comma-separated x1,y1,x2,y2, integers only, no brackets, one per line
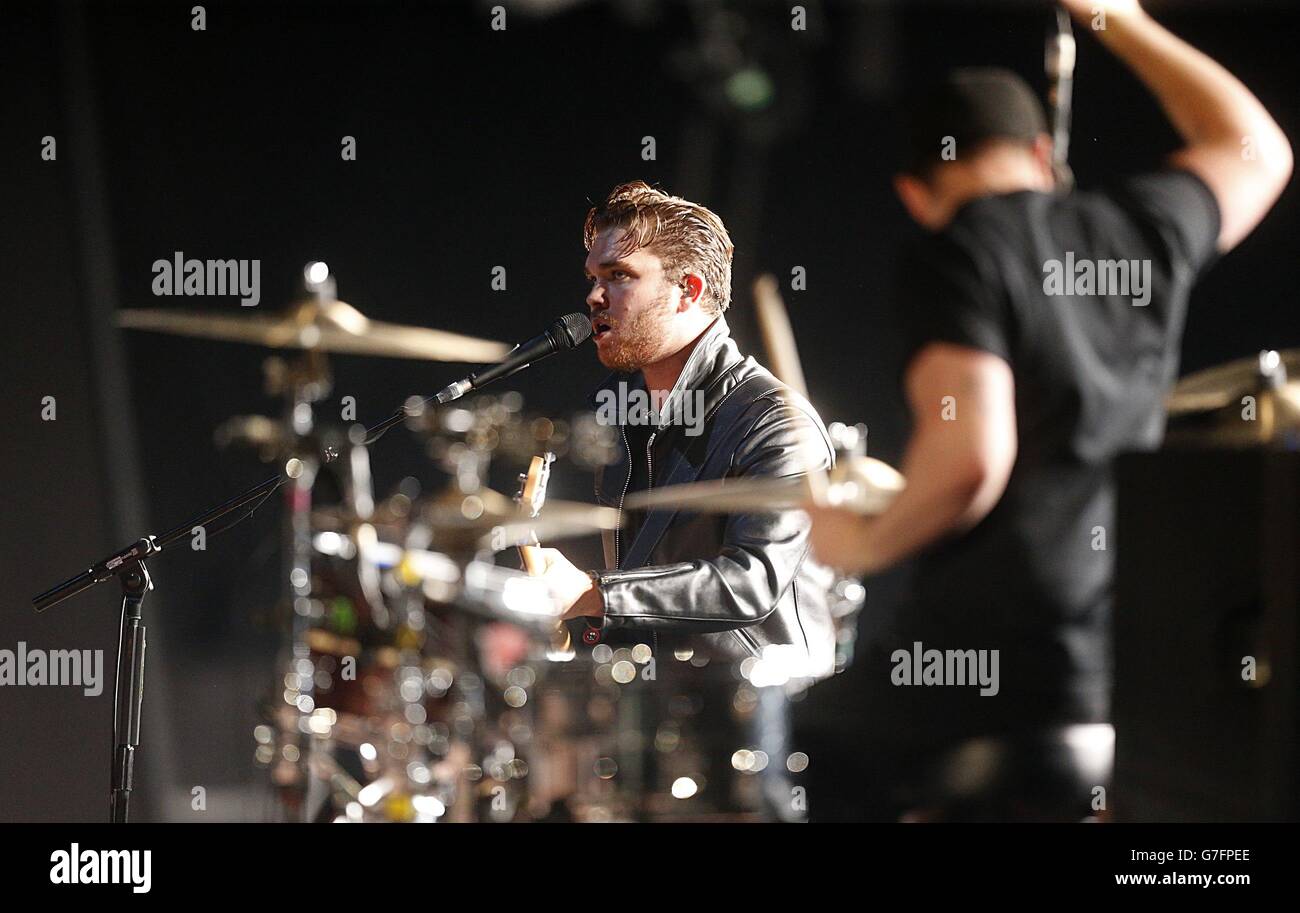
889,169,1220,727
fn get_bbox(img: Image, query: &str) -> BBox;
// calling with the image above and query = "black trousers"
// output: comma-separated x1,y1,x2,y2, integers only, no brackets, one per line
791,646,1108,823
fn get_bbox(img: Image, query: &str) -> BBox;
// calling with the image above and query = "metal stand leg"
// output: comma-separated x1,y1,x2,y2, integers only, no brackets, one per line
110,562,150,823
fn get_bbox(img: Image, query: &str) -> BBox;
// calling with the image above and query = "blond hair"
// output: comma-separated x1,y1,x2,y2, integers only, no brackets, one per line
583,181,734,315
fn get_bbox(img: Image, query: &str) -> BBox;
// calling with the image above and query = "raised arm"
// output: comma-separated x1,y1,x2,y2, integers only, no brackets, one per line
1060,0,1292,252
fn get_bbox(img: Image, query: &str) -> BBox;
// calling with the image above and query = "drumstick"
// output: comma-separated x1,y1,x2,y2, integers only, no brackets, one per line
752,274,831,505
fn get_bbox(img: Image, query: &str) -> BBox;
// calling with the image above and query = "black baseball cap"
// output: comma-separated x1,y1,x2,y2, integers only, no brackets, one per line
901,67,1048,177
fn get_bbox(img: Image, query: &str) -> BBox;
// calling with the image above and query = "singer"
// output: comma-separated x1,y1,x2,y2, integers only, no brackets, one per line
528,182,838,817
534,181,834,669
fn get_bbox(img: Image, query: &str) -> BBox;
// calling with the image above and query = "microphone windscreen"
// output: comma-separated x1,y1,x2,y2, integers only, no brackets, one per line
557,311,594,347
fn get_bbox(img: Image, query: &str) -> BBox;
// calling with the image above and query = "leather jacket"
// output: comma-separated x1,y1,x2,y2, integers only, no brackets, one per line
588,316,838,683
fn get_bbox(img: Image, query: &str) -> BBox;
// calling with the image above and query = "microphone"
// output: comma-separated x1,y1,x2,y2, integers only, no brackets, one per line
434,312,593,403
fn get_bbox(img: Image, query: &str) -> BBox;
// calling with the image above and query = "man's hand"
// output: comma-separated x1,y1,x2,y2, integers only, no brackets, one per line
805,503,878,577
533,547,604,620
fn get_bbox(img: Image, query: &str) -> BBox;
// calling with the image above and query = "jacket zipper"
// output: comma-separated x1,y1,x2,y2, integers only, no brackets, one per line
646,431,657,660
611,427,660,659
612,428,657,567
645,432,656,495
613,426,633,568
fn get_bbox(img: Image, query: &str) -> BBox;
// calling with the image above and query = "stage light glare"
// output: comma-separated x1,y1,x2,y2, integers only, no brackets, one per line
725,67,774,111
671,777,698,799
305,261,330,286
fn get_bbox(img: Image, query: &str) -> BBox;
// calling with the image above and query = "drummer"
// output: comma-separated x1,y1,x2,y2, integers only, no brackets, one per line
800,0,1292,821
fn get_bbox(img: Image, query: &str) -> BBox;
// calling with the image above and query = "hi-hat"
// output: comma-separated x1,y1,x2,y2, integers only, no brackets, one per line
117,298,510,363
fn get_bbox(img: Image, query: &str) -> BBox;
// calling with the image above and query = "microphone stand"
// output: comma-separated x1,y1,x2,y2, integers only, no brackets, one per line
32,468,294,822
32,350,480,822
360,350,542,447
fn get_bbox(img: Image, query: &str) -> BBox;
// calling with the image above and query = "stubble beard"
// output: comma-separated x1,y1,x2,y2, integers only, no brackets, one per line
597,287,676,373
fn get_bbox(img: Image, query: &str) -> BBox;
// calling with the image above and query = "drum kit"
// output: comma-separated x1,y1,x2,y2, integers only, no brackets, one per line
93,263,891,822
40,253,1290,823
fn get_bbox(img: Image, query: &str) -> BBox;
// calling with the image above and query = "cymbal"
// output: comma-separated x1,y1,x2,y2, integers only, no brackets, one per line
625,456,905,516
315,486,621,547
117,298,510,363
1167,348,1300,415
417,491,622,546
488,501,622,543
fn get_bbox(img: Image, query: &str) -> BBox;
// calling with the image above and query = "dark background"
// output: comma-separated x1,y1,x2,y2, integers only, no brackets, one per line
2,0,1296,821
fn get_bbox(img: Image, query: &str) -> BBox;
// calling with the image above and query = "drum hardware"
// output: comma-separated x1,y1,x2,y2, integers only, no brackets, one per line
752,276,878,677
1165,348,1300,447
822,421,872,672
402,391,623,491
99,262,521,821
